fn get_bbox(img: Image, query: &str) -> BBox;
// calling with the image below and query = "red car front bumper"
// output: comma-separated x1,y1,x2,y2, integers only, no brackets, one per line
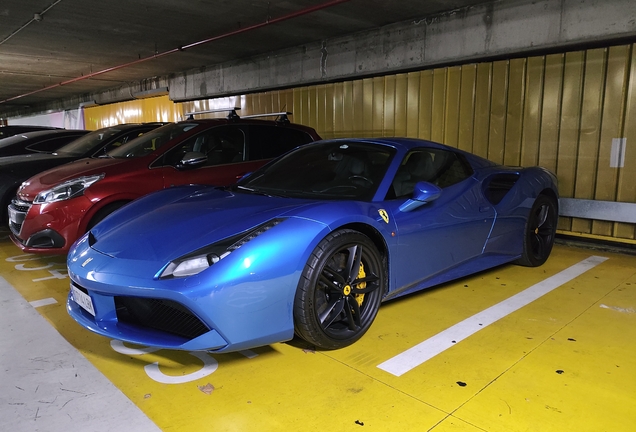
8,195,93,254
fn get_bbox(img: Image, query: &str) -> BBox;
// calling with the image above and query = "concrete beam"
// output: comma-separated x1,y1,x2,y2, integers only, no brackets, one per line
2,78,171,119
169,0,636,101
6,0,635,116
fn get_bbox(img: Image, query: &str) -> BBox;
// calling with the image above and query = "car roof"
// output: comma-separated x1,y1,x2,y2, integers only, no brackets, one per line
311,137,499,168
313,137,460,151
4,129,88,139
184,117,314,127
0,125,62,132
175,112,320,136
92,123,166,131
0,125,60,129
0,129,88,148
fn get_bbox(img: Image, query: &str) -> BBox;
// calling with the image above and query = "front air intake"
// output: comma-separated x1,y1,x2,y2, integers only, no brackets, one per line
114,296,209,340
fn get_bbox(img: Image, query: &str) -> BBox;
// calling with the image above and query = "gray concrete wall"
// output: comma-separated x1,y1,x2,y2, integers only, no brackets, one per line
168,0,636,102
7,0,636,115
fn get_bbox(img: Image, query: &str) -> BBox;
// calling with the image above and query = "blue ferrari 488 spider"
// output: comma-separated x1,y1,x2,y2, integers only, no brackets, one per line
67,138,558,352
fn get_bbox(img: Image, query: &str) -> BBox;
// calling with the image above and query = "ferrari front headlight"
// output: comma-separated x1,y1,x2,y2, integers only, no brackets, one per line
34,173,105,204
162,253,224,278
158,218,285,279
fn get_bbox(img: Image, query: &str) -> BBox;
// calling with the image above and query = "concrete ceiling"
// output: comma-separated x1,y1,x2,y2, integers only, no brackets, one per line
0,0,490,116
3,0,636,120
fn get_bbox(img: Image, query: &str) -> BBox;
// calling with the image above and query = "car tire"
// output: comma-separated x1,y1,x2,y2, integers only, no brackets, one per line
515,194,558,267
293,229,385,350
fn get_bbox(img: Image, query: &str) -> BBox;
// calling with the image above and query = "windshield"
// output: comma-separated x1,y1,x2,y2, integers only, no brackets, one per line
54,127,123,157
0,134,28,148
235,141,395,201
107,122,198,158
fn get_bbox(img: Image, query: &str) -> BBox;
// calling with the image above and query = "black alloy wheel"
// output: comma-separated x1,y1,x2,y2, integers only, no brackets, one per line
516,194,558,267
294,229,385,350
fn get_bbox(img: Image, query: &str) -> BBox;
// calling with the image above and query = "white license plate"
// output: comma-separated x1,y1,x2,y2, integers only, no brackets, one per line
8,206,19,224
71,285,96,316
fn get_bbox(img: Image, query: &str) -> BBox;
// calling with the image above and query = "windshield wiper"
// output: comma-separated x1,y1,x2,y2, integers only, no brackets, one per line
236,185,287,198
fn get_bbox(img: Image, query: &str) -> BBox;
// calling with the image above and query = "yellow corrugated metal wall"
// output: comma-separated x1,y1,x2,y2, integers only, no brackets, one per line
84,43,636,242
83,96,184,129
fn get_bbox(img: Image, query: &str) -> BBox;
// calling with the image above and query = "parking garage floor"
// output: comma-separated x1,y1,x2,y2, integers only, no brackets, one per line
1,226,634,432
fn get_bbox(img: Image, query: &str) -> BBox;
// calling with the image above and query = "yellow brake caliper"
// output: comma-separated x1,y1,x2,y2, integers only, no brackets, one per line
354,262,366,306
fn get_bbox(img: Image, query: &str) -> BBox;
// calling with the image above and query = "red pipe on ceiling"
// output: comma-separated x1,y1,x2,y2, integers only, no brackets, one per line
1,0,351,105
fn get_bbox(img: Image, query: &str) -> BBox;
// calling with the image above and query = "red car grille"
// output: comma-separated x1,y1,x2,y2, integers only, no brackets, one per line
8,198,31,237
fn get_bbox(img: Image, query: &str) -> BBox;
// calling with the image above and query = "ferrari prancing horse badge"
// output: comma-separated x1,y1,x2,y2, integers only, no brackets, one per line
378,209,389,224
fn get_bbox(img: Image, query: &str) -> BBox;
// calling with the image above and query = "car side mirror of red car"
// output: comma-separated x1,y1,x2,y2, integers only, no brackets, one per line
177,151,207,169
398,181,442,212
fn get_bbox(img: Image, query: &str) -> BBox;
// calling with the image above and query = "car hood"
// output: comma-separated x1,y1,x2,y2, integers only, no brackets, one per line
89,187,320,263
18,157,131,200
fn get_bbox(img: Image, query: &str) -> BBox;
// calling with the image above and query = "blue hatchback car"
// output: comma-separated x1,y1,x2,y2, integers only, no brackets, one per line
67,138,558,352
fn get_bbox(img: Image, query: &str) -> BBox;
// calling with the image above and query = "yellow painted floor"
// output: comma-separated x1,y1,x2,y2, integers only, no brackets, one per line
1,227,635,431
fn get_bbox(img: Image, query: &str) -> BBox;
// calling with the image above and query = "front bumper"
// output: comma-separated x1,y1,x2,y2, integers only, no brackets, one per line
68,282,230,351
8,196,91,254
66,234,298,353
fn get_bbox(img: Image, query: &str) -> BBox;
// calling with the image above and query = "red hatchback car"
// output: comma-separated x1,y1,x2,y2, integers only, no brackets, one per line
9,113,320,254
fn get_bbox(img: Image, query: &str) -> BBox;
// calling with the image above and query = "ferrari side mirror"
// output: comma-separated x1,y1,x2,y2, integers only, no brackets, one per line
399,181,442,212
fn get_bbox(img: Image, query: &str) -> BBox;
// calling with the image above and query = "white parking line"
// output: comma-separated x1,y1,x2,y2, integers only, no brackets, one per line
377,256,608,377
29,297,58,308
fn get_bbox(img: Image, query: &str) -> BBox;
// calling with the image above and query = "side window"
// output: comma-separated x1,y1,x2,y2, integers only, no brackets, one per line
27,136,78,152
102,130,148,153
162,126,245,167
247,125,315,160
432,150,473,188
390,149,473,199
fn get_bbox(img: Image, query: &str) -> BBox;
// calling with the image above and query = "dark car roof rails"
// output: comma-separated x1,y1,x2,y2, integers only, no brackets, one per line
184,107,241,120
241,111,292,124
